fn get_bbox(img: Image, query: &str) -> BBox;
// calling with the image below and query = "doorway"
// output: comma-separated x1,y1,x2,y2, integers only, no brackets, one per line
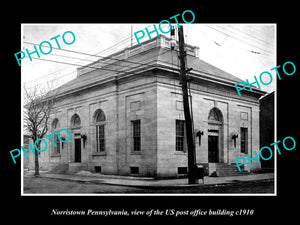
208,135,219,163
207,107,223,163
75,138,81,162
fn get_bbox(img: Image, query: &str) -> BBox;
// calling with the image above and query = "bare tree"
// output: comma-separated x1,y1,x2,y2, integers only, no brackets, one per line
23,84,55,176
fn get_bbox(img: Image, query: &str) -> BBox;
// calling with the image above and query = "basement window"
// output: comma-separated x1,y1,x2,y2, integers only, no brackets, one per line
95,166,101,173
130,167,139,175
178,167,188,175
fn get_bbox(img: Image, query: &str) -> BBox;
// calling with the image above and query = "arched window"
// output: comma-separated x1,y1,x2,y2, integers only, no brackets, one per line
51,118,61,154
52,118,60,130
93,109,106,152
71,114,81,127
94,109,106,123
208,107,223,122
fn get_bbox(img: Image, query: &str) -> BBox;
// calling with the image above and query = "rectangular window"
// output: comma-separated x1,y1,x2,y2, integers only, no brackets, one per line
132,120,141,151
94,166,101,173
176,120,185,151
52,135,60,155
55,135,60,154
130,167,139,174
178,167,188,175
241,127,248,154
96,125,105,152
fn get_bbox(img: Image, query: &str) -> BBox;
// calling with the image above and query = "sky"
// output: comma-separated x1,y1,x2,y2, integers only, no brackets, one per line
21,23,276,93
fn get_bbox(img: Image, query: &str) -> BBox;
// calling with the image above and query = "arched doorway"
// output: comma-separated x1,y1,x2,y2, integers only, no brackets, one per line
207,107,223,163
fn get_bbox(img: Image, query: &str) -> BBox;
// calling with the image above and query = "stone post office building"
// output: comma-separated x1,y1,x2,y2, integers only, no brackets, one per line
25,36,265,177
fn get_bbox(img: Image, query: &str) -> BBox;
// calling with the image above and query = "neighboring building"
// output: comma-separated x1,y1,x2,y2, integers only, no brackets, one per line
259,91,275,170
25,36,265,177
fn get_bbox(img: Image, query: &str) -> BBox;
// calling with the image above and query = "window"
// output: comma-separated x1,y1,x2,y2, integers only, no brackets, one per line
52,118,61,154
94,109,106,152
52,118,60,130
94,166,101,173
130,167,139,174
95,109,106,122
241,127,248,153
55,135,60,154
178,167,188,175
71,114,81,127
96,124,105,152
208,107,223,122
132,120,141,151
176,120,185,151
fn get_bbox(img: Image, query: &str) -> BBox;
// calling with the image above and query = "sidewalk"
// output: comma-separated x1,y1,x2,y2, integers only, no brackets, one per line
24,171,274,188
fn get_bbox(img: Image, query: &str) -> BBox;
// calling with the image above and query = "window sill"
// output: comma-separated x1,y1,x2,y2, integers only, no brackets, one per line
50,154,61,157
175,151,187,155
92,151,106,156
130,151,142,155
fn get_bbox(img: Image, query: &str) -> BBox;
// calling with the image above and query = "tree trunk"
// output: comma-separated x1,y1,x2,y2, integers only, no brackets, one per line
34,141,40,176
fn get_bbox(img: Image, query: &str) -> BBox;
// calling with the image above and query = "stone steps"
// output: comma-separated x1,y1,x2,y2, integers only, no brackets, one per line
214,163,250,177
68,163,88,174
49,163,69,174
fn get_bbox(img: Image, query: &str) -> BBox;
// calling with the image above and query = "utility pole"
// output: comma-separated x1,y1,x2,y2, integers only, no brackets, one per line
178,26,198,184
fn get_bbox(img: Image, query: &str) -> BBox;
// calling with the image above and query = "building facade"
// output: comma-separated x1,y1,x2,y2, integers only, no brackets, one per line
259,91,274,170
25,36,265,177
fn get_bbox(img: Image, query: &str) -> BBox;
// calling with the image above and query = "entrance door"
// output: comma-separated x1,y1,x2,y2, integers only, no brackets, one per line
208,135,218,162
75,138,81,162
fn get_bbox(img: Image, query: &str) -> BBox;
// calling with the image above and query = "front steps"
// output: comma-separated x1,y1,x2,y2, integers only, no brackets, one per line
68,163,88,173
211,163,250,177
49,163,69,174
49,163,88,174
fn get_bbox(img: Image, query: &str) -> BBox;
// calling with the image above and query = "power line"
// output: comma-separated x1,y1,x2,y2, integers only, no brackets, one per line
215,25,275,54
22,56,119,88
24,71,76,90
23,24,172,85
23,41,162,69
206,25,274,55
22,42,151,85
23,56,139,90
24,33,136,83
92,24,157,56
23,24,172,69
25,24,269,90
23,26,177,86
213,25,274,55
28,56,154,75
48,53,98,62
24,48,172,88
227,25,274,47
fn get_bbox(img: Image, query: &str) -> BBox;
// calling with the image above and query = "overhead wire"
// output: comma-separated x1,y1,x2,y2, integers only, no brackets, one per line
24,24,173,86
24,47,173,89
23,41,161,70
23,33,136,84
205,25,274,55
92,24,161,56
23,24,173,68
23,24,274,90
22,44,169,89
214,24,274,53
23,23,173,86
227,25,274,47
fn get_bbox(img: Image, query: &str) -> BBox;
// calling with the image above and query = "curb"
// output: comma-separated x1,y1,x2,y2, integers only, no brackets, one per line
28,174,274,189
98,178,275,189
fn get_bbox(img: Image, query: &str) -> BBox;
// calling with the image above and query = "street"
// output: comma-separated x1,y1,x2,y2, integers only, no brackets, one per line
23,176,274,194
